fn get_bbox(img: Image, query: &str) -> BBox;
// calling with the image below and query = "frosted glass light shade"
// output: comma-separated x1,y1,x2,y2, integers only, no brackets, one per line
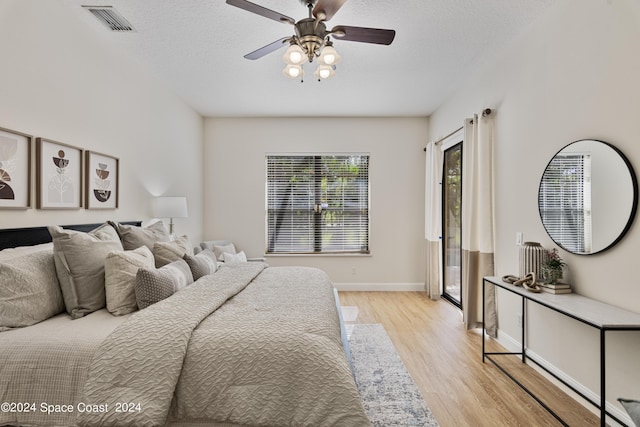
283,64,303,79
319,45,341,65
314,64,335,80
283,44,307,65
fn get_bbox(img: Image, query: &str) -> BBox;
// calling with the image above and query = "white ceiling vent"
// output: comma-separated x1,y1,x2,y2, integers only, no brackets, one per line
83,6,135,32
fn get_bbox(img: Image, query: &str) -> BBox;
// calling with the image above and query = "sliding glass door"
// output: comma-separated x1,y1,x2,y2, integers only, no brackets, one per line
442,142,462,307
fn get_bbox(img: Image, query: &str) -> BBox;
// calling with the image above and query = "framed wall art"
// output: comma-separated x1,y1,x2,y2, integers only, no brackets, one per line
36,138,83,209
0,126,32,209
85,150,119,209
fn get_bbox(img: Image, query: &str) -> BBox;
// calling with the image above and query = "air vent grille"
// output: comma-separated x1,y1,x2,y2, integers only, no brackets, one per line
83,6,135,32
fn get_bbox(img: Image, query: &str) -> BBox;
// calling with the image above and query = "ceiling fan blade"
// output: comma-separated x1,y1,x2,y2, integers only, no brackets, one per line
313,0,347,21
226,0,295,25
331,25,396,45
244,37,290,60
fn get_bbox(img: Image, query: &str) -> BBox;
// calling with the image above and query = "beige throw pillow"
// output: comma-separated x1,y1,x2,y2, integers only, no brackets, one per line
109,220,170,251
183,249,217,281
152,235,193,268
105,246,155,316
49,223,123,319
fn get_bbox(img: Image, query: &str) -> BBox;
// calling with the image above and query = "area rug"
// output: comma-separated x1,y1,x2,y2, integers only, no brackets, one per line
348,324,440,426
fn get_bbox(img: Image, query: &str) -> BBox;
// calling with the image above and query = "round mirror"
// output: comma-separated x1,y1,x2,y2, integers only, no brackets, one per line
538,140,638,255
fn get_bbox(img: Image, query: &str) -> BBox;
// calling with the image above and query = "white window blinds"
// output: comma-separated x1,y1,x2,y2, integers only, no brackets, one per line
538,153,592,253
266,154,370,254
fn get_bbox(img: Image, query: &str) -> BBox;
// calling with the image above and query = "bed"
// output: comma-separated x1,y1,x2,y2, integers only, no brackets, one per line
0,222,369,427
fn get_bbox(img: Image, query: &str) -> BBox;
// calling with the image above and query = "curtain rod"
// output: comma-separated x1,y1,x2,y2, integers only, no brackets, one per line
423,108,492,152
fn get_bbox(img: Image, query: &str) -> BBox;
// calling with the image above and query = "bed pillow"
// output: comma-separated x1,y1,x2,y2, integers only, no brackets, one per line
200,241,236,262
109,220,169,251
0,242,54,262
0,250,65,331
49,223,123,319
223,250,247,264
152,235,193,268
105,246,155,316
183,249,217,280
135,259,194,309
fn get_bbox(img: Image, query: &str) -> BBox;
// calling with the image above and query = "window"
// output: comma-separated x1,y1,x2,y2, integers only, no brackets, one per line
266,154,370,254
442,142,462,308
538,153,592,253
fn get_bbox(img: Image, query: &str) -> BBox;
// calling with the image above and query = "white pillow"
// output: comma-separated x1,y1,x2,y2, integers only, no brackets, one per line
212,243,236,261
223,250,247,264
105,246,155,316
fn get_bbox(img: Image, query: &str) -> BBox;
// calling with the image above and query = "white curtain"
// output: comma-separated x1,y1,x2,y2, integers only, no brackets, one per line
424,141,442,299
461,113,497,337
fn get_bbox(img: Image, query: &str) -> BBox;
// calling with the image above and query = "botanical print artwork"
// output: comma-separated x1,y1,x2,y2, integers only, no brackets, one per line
93,162,112,203
85,151,118,209
49,149,74,203
0,134,17,200
36,138,82,209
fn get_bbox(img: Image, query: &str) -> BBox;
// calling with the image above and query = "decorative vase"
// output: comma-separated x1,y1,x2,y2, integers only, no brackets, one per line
519,242,545,280
541,265,563,285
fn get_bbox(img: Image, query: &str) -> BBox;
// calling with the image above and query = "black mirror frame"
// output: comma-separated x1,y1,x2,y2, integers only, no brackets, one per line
538,139,639,255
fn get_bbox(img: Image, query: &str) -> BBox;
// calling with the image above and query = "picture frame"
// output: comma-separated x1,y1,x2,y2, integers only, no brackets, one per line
85,150,119,210
0,126,32,209
36,138,83,209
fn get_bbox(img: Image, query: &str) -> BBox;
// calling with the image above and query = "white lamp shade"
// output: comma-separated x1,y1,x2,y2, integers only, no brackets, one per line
154,197,188,218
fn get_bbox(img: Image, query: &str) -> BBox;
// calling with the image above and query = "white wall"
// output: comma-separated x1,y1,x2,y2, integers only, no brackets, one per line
203,117,428,287
0,0,203,242
429,0,640,420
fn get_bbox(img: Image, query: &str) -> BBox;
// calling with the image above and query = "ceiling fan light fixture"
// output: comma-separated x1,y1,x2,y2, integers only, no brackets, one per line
319,44,341,65
283,64,304,79
283,44,307,65
314,64,335,80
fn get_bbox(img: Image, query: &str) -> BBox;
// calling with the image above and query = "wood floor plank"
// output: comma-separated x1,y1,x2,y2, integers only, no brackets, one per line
338,291,600,427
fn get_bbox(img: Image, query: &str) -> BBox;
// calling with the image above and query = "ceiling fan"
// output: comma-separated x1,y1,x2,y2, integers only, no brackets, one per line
226,0,396,80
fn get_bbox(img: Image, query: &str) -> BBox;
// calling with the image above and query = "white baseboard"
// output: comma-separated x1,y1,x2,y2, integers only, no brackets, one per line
495,330,631,426
333,282,425,292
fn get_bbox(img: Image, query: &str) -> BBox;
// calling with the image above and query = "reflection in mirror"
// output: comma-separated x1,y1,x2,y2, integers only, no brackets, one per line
538,140,638,255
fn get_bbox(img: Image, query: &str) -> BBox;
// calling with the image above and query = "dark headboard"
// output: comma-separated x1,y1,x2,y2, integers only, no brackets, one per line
0,221,143,250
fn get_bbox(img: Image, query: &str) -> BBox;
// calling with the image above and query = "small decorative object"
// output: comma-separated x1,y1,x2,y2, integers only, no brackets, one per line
36,138,83,209
85,151,119,209
519,241,546,279
541,248,566,285
0,126,32,209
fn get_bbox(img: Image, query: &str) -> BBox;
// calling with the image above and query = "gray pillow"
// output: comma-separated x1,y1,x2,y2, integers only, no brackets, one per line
105,246,155,316
135,259,194,309
0,250,65,331
152,235,193,268
619,398,640,426
49,223,123,319
183,249,217,281
109,220,169,251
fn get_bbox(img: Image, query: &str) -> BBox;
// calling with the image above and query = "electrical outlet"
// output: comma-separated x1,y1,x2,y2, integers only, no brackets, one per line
351,267,357,275
517,314,523,328
516,232,524,245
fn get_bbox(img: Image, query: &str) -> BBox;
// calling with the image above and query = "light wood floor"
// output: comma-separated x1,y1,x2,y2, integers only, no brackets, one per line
338,291,601,427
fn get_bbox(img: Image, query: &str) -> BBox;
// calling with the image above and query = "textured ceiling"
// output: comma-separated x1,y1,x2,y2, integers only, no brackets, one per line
61,0,556,117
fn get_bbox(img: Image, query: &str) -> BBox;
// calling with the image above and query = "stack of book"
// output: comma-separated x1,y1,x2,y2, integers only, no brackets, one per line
539,282,572,294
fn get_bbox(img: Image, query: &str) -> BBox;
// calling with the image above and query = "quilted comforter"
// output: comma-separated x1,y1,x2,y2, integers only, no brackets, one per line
1,263,369,427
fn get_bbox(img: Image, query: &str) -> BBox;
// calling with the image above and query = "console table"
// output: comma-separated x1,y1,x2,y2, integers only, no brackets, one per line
482,276,640,427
